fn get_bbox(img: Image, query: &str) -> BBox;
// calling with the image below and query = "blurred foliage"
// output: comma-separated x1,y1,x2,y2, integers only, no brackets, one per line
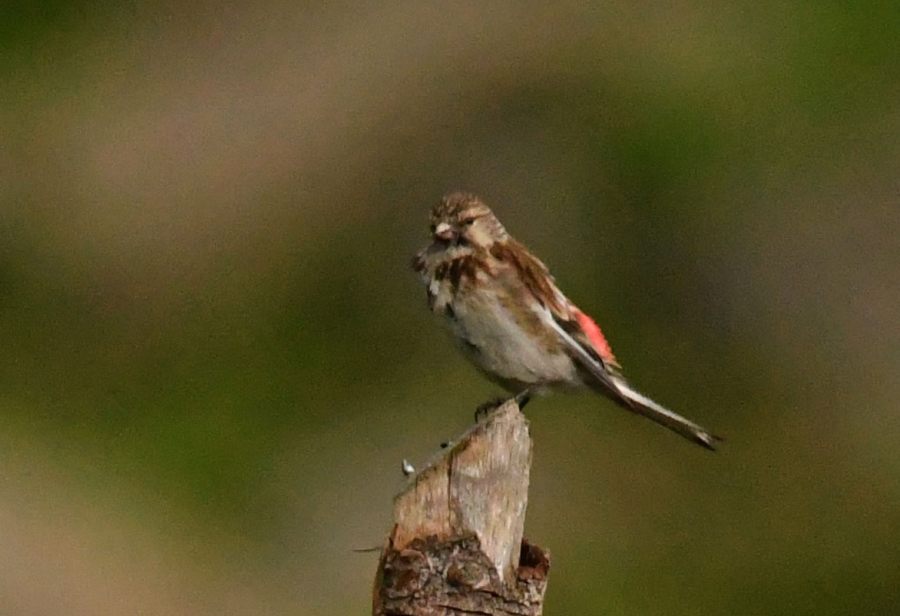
1,1,898,614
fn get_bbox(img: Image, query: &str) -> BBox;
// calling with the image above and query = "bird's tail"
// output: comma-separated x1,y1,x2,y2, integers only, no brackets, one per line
612,379,720,451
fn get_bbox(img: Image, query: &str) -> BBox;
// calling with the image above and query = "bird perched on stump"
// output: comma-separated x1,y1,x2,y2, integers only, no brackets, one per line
412,192,719,450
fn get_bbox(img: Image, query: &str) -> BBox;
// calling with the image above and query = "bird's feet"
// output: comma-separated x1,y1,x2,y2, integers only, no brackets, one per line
514,388,532,410
474,397,506,422
474,389,532,421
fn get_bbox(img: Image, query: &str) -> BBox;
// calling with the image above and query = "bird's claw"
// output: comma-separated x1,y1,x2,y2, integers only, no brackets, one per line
514,388,531,409
474,397,506,421
475,389,532,421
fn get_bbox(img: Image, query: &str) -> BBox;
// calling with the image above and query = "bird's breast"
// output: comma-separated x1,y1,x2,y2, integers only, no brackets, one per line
434,267,579,390
424,254,488,315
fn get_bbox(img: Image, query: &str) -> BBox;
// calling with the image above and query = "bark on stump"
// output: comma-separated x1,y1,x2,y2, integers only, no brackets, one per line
373,400,550,615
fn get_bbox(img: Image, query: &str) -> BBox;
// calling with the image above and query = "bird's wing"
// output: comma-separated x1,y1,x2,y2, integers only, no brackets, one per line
491,240,626,397
557,307,620,371
490,241,719,449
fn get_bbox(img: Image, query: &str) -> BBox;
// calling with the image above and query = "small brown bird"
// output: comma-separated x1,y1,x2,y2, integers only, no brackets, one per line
413,192,719,450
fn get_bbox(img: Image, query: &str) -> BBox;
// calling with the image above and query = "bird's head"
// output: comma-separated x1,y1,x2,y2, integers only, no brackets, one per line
429,192,508,250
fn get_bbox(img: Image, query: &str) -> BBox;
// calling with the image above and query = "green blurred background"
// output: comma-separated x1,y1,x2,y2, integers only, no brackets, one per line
2,2,898,614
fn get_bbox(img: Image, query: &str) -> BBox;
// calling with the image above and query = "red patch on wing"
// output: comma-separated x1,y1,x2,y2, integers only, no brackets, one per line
573,308,617,365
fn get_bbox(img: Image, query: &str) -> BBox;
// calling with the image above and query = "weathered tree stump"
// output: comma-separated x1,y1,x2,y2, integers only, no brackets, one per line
373,400,550,615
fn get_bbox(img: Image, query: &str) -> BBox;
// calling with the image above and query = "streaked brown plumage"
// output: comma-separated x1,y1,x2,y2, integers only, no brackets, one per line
413,192,719,450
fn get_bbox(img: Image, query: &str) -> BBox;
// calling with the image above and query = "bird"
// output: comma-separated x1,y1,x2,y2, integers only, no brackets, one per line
412,192,719,450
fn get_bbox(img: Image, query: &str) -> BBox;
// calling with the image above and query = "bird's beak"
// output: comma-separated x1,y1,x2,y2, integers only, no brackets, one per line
433,222,457,242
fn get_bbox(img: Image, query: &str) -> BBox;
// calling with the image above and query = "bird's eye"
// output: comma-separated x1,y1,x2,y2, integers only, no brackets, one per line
429,223,436,233
461,218,476,226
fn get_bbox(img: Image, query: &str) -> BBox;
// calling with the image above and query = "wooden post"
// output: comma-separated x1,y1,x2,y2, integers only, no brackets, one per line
373,400,550,615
